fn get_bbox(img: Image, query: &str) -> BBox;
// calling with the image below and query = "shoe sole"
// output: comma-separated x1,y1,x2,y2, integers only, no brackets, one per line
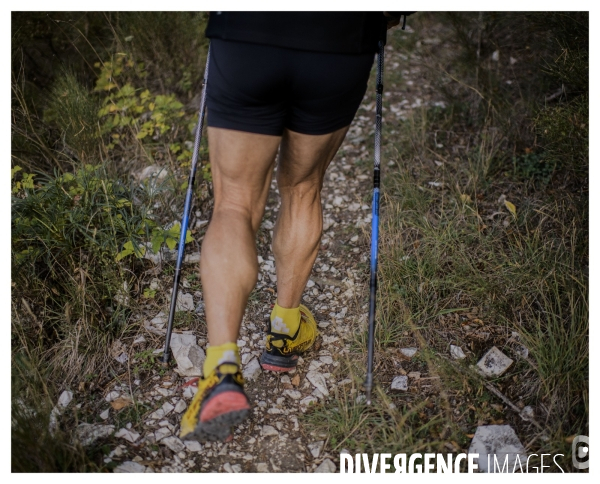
185,391,250,442
260,351,298,372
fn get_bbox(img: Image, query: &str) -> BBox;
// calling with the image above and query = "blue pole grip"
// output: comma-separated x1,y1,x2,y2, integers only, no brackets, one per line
370,188,380,273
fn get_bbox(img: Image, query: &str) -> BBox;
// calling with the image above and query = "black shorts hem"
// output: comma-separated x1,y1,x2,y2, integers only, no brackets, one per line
284,117,355,136
208,113,355,137
207,117,355,137
207,114,284,137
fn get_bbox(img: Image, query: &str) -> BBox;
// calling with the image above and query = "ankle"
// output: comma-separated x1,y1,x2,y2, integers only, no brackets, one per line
204,342,240,377
270,301,301,335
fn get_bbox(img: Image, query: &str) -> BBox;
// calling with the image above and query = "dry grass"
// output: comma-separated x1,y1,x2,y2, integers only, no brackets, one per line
304,12,587,472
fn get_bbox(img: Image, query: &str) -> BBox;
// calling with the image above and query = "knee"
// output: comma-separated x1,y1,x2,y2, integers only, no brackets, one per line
213,198,255,224
211,201,266,240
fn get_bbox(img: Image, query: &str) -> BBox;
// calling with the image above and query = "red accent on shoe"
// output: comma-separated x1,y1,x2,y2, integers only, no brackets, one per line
225,434,233,443
260,363,295,372
176,377,199,392
199,391,250,422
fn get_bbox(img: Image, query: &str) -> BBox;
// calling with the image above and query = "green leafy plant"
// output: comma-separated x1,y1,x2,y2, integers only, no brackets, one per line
95,54,185,150
11,163,191,385
133,349,158,371
11,166,35,194
115,221,193,261
512,151,556,186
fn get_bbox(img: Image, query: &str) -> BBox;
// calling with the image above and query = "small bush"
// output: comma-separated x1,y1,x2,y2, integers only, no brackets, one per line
11,163,193,385
12,164,138,383
94,53,189,152
535,94,588,179
45,70,101,161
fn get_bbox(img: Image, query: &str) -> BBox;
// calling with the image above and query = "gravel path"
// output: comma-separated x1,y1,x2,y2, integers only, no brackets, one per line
82,33,448,473
105,123,375,473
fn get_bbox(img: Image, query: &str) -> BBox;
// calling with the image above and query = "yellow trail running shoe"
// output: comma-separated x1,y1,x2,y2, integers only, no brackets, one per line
179,363,250,442
260,304,318,372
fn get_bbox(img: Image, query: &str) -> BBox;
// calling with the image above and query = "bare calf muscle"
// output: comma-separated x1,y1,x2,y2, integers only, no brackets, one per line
201,127,280,346
274,126,349,308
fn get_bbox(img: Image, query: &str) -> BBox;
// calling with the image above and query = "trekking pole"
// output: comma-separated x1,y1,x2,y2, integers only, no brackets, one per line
162,44,211,364
364,23,387,405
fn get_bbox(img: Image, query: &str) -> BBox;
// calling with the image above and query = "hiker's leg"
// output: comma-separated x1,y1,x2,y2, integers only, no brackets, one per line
273,126,349,308
201,127,281,346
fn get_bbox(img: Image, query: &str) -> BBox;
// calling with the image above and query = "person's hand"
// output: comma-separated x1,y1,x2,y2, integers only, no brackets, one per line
384,12,401,30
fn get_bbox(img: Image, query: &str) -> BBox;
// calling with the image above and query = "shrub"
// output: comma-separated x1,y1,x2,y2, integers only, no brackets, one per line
45,70,101,162
535,94,588,179
11,163,192,385
94,53,188,151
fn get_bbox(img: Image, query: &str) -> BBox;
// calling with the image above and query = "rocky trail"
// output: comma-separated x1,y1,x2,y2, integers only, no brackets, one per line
84,111,384,472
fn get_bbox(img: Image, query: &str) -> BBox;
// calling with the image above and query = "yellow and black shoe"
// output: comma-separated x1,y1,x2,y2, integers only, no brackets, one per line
179,363,250,442
260,304,318,372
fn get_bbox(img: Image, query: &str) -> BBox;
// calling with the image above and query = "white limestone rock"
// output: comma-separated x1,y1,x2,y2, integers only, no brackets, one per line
114,461,147,473
468,425,527,473
306,370,329,397
184,440,203,452
261,425,279,437
155,427,171,441
145,312,167,335
162,436,185,453
174,400,187,414
243,358,262,381
58,390,73,408
315,458,336,473
300,396,318,408
105,391,121,402
284,390,302,400
308,441,324,458
184,252,200,264
75,423,115,446
170,333,205,377
391,375,409,391
450,344,466,359
175,292,195,312
476,346,513,377
115,428,140,443
400,347,418,358
256,463,269,472
136,164,168,182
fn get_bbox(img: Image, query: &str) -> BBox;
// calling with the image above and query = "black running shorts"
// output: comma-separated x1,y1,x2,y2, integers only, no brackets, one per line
206,39,375,136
